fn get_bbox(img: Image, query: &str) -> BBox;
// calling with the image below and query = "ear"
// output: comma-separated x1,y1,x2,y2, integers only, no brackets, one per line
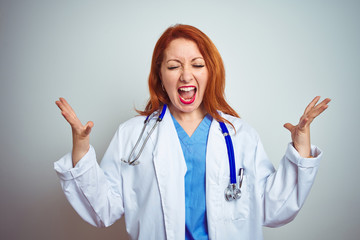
159,76,166,92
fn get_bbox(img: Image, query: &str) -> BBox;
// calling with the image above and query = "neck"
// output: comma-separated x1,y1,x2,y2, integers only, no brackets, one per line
169,104,207,137
169,105,206,121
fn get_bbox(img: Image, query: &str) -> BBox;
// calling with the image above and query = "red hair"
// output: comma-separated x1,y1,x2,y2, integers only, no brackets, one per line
138,24,239,125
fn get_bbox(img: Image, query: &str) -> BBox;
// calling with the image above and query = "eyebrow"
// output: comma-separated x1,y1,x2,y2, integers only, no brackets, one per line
166,57,204,63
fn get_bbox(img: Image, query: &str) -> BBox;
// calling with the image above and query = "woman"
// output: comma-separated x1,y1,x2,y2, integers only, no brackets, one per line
54,24,330,240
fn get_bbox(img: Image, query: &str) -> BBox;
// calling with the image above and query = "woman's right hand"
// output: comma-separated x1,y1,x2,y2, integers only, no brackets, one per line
55,98,94,167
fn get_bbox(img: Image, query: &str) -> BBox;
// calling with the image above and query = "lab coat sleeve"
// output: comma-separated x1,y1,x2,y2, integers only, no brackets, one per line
256,141,322,227
54,129,124,228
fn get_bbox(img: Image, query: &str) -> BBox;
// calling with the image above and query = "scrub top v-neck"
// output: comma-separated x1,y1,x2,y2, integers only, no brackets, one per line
171,114,212,240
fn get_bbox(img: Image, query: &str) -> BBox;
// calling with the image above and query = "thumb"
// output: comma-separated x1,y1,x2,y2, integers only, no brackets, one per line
84,121,94,135
283,123,295,132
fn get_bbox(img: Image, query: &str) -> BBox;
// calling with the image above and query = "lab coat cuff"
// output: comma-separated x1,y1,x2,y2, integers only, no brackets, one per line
285,143,322,168
54,145,97,181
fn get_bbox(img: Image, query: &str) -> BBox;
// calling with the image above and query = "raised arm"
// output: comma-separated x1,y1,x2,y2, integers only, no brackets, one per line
283,96,331,157
55,97,94,166
54,98,124,227
259,97,331,227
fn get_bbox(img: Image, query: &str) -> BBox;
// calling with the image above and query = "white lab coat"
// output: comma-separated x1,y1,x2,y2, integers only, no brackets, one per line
54,109,322,240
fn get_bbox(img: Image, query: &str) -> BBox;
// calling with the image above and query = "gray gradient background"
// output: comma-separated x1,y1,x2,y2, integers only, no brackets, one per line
1,0,359,239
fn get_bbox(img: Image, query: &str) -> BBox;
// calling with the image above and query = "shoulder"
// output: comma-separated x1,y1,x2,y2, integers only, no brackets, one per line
221,113,260,143
116,107,164,135
115,115,147,137
119,115,146,129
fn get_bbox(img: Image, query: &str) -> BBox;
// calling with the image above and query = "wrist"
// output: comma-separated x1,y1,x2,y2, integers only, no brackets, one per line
72,139,90,166
293,142,311,158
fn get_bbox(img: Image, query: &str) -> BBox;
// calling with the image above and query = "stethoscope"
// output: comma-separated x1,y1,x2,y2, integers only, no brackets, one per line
121,104,243,202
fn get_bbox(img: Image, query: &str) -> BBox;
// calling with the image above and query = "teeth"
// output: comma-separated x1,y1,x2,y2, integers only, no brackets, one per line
180,96,191,101
179,87,195,92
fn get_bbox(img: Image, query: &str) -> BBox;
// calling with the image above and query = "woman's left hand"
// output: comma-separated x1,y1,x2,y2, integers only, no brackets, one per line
284,96,331,158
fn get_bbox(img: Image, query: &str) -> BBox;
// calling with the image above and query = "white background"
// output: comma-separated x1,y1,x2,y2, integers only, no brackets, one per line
1,0,359,239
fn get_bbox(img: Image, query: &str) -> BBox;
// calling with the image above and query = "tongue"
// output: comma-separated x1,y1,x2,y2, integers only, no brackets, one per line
179,89,195,99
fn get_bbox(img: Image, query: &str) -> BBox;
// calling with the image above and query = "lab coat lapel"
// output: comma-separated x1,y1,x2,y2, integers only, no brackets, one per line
206,113,236,184
152,108,187,239
206,119,226,184
206,115,232,238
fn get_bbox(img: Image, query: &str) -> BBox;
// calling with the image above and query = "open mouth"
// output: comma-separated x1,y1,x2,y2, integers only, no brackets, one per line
178,86,196,104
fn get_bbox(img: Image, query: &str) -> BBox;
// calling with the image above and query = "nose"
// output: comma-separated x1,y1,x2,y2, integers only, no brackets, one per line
180,66,193,82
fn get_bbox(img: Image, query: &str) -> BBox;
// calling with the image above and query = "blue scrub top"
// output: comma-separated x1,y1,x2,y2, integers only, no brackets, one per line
171,114,212,240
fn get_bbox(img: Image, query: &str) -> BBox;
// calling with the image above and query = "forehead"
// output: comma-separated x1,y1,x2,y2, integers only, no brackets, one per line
163,38,203,60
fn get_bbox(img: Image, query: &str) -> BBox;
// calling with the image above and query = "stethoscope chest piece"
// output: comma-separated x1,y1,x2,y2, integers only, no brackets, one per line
225,183,241,201
224,168,244,201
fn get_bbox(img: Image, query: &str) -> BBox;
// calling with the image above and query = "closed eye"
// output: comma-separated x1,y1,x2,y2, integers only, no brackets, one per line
168,66,180,70
193,64,205,68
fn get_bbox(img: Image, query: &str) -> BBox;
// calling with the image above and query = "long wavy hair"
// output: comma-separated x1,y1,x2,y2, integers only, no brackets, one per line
138,24,239,125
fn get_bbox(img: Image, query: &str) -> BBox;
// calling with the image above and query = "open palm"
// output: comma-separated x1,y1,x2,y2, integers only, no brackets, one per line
284,96,331,158
55,97,94,166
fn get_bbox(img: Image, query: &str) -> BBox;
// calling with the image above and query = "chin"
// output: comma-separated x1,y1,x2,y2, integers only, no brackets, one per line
173,101,203,114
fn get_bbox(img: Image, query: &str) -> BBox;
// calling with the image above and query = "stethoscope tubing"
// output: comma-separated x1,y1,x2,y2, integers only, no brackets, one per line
123,104,168,165
123,104,242,201
219,121,237,184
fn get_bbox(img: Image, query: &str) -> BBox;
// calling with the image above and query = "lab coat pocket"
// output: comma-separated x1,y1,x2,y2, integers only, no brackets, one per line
220,174,250,221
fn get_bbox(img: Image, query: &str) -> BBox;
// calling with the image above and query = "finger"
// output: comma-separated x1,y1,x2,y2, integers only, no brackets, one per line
59,97,78,119
60,109,80,127
56,98,75,119
55,99,67,112
308,104,329,120
299,116,310,129
58,101,83,128
313,98,331,111
307,98,331,119
300,99,330,129
283,123,295,132
304,96,320,115
60,110,73,125
84,121,94,135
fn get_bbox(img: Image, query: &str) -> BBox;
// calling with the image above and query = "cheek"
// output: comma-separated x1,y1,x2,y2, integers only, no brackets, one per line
162,72,179,88
198,72,209,90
